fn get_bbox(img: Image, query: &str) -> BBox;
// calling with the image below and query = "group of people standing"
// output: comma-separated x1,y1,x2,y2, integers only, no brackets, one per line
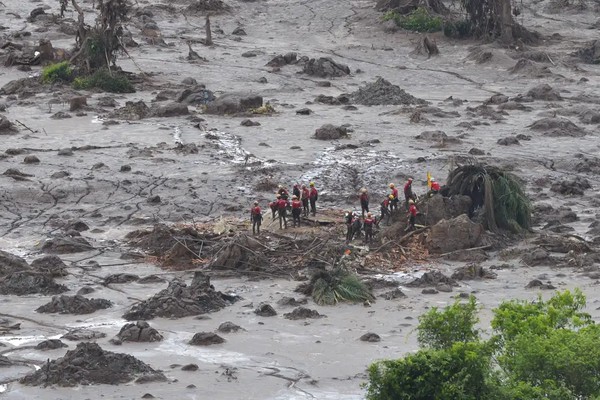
250,182,318,234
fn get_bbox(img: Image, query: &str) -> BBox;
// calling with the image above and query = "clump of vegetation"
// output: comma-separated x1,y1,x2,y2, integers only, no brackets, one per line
443,20,473,39
297,265,374,306
445,164,531,232
365,290,600,400
383,7,443,33
73,69,134,93
41,61,73,84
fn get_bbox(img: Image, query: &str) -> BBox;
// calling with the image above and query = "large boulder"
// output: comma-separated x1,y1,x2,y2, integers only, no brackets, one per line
204,93,262,115
152,102,189,117
30,255,68,277
176,85,214,105
313,124,348,140
426,214,483,254
0,250,29,277
0,271,68,295
424,195,472,226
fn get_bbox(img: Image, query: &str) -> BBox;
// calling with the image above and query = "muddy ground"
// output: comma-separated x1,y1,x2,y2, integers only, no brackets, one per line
0,0,600,398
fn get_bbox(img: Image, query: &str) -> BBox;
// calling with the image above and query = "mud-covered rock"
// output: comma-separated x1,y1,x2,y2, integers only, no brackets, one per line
0,250,30,277
186,0,231,13
451,264,497,280
572,40,600,64
532,234,591,253
497,136,520,146
204,93,262,115
359,332,381,342
103,273,140,285
426,215,483,254
114,321,163,343
217,321,245,333
529,117,586,137
108,101,151,120
36,339,68,350
30,255,68,277
138,275,166,284
349,77,426,106
314,124,348,140
0,116,18,134
407,271,458,288
379,288,406,300
302,57,350,78
189,332,225,346
0,271,68,295
123,272,232,320
61,328,106,341
424,195,472,226
525,279,556,290
527,84,562,101
20,342,165,386
153,102,189,117
41,235,93,254
36,295,112,314
283,307,325,320
254,303,277,317
266,52,297,67
521,248,551,266
277,296,308,307
176,86,214,105
550,177,591,196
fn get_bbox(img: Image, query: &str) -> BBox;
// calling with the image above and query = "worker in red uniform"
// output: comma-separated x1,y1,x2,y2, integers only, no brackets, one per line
389,183,399,211
291,195,302,227
404,178,415,210
269,194,280,219
278,185,289,200
359,188,369,218
363,212,375,244
379,195,392,226
292,184,301,199
428,178,441,197
277,195,289,229
309,182,318,216
301,185,310,217
406,199,418,232
250,201,263,235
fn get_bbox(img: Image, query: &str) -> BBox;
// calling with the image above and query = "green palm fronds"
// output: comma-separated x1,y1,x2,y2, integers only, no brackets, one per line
307,267,374,306
446,165,531,232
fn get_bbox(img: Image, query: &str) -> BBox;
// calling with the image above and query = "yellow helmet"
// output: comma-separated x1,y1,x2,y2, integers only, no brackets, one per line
309,182,315,186
389,194,394,200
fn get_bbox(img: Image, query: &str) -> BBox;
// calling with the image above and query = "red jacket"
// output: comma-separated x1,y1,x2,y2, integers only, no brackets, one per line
431,182,441,191
291,200,302,209
302,188,310,200
277,199,288,210
310,188,318,200
404,182,412,195
364,217,374,226
391,188,399,199
409,204,418,217
360,193,369,203
251,206,261,216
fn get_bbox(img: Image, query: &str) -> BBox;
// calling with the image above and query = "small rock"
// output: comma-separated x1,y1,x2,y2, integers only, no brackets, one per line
35,339,68,350
217,321,244,333
254,303,277,317
181,77,197,85
241,119,260,127
469,148,485,155
57,148,73,156
497,136,520,146
120,165,132,172
296,108,313,115
314,124,348,140
232,27,246,36
147,195,161,204
422,288,439,294
359,332,381,342
189,332,225,346
181,363,199,371
23,155,40,164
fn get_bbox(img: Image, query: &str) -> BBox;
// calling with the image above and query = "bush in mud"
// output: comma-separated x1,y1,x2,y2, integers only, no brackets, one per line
41,61,73,84
73,69,135,93
383,7,443,33
364,290,600,400
444,20,473,39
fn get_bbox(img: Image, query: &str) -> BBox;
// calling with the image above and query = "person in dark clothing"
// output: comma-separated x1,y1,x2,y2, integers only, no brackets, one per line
301,185,310,217
345,211,357,242
250,201,263,235
379,195,392,226
278,185,289,200
309,182,318,216
292,184,301,200
269,194,280,219
277,196,289,229
404,178,416,210
363,212,375,244
359,188,369,218
291,195,302,227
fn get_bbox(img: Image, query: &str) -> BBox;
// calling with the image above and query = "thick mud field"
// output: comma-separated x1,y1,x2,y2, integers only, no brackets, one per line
0,0,600,398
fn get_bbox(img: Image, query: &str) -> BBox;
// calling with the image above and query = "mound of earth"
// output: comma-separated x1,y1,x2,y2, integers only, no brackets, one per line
349,78,426,106
108,101,151,120
204,93,263,115
254,303,277,316
283,307,325,320
103,273,140,285
36,339,68,350
451,264,497,280
528,117,586,137
61,328,106,341
189,332,225,346
36,295,112,314
406,271,458,288
550,177,591,196
41,235,94,254
426,214,484,254
508,59,553,78
186,0,230,13
302,57,350,78
30,255,68,277
424,195,472,226
0,116,18,134
20,342,165,386
0,250,30,276
113,321,163,343
217,321,245,333
527,84,562,101
572,40,600,64
123,272,233,320
314,124,348,140
0,271,68,295
277,296,308,307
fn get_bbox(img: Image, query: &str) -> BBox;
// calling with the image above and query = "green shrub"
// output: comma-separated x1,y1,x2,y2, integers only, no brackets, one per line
73,69,135,93
299,266,374,306
41,61,73,84
444,20,473,38
383,7,443,33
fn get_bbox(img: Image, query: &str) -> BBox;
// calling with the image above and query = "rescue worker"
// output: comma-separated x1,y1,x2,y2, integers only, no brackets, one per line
278,185,289,200
250,201,263,235
389,183,399,211
277,195,289,229
309,182,318,216
344,210,354,242
301,184,310,217
429,178,441,196
292,184,301,199
291,195,302,227
359,188,369,218
379,195,393,226
406,199,418,232
269,194,280,219
363,212,375,244
404,178,415,210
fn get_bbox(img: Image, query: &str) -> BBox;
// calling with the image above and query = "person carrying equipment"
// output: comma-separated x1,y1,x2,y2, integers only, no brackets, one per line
363,212,375,244
291,195,302,227
309,182,318,216
389,183,399,211
277,195,289,229
359,188,369,218
301,185,310,217
250,201,263,235
405,199,418,232
379,195,392,226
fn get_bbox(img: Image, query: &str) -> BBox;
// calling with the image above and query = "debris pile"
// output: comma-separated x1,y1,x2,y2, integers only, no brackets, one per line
36,295,112,314
349,78,426,106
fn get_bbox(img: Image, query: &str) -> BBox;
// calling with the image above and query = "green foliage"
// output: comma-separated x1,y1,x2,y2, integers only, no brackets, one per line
445,164,532,232
41,61,73,84
308,267,374,306
418,295,479,349
364,290,600,400
443,20,473,38
73,69,135,93
383,7,443,33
